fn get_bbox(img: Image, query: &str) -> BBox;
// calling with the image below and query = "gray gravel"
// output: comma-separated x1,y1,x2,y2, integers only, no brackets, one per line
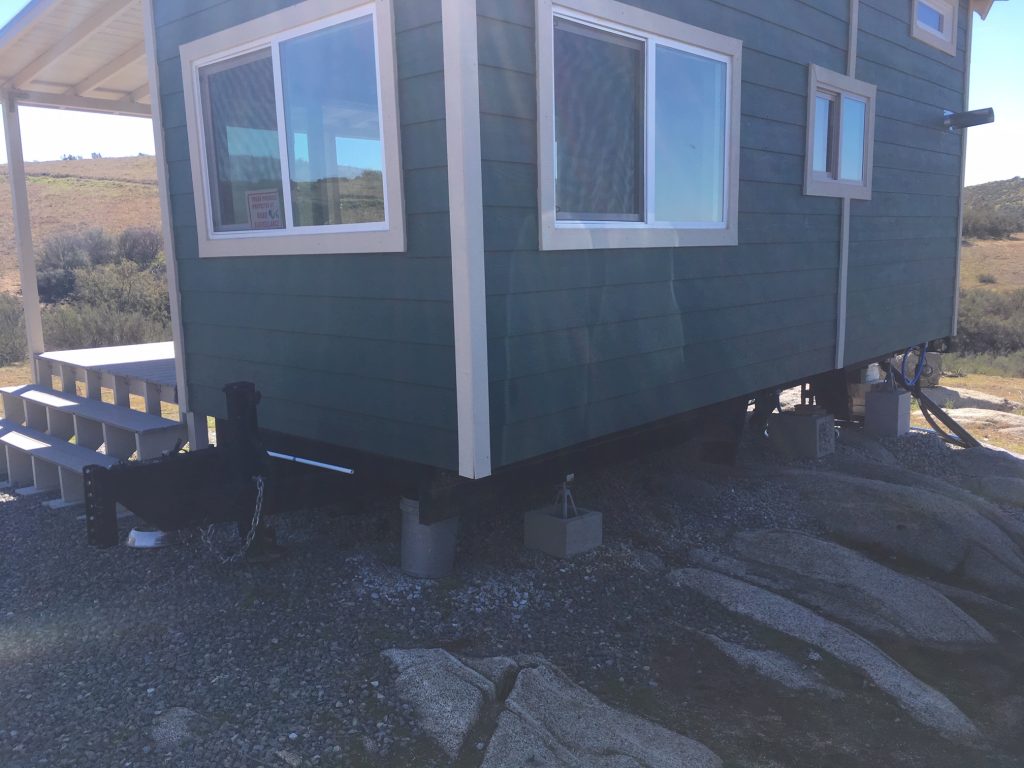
1,428,1021,767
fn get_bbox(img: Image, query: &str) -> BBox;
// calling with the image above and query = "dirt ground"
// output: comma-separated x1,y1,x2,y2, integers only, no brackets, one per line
960,234,1024,291
1,425,1023,767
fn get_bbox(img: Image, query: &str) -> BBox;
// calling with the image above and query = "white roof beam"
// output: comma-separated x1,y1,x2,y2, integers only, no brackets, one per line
69,41,146,96
7,0,138,90
129,81,149,102
12,88,150,116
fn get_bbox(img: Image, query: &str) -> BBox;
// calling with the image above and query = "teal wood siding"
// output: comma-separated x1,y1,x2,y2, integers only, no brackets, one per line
844,0,965,364
154,0,459,469
482,0,858,468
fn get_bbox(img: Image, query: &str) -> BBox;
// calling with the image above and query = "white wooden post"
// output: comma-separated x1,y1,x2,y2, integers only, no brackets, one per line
2,93,44,377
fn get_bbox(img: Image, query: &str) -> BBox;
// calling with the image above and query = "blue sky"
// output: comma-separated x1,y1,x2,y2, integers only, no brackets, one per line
0,0,1020,185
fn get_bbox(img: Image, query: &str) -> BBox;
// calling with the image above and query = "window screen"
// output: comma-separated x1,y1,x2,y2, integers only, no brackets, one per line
199,50,284,232
553,18,644,221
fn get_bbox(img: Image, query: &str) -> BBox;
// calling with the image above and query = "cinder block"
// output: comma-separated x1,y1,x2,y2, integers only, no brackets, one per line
864,389,911,438
768,408,835,459
524,507,602,559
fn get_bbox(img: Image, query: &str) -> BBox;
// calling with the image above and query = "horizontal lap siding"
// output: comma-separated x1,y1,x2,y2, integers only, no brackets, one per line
482,0,843,468
844,0,966,366
154,0,459,469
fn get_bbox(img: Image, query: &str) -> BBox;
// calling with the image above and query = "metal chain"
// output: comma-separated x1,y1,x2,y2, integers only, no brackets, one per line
199,475,266,564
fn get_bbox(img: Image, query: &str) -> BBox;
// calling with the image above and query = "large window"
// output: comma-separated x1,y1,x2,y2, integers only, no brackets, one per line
537,0,742,250
911,0,958,56
181,0,404,257
804,65,876,200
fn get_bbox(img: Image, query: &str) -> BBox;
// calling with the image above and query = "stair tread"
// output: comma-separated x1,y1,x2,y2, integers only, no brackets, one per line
0,419,119,473
1,385,183,434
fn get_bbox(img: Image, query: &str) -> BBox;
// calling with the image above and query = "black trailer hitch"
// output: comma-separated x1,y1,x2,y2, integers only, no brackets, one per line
83,382,352,547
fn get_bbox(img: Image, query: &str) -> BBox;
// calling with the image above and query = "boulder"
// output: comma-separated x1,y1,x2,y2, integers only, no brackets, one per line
386,650,722,767
382,648,495,758
483,664,722,768
922,386,1021,413
702,633,841,697
151,707,201,750
670,568,978,742
728,530,994,646
821,458,1024,549
778,470,1024,594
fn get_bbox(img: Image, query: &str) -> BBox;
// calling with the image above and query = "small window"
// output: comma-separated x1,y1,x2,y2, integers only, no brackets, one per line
804,65,876,200
911,0,958,56
537,0,742,250
181,0,404,257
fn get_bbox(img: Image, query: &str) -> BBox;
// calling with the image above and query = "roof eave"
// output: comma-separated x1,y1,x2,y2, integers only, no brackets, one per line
971,0,997,20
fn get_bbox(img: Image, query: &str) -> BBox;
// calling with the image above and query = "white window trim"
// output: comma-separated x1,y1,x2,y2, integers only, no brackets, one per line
536,0,742,251
911,0,958,56
804,64,877,201
180,0,405,258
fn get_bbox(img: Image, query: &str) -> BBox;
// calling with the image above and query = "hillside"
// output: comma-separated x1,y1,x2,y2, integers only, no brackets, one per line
0,156,160,292
964,176,1024,229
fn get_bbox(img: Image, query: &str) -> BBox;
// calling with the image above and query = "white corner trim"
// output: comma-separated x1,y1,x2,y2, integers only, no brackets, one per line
836,196,851,369
953,6,973,335
143,0,195,437
442,0,492,479
834,0,859,370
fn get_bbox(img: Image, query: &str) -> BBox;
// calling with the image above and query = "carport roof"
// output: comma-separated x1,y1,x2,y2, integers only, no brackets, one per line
0,0,149,116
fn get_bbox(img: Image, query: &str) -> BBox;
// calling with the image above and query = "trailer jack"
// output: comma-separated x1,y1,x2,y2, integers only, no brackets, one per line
83,382,353,547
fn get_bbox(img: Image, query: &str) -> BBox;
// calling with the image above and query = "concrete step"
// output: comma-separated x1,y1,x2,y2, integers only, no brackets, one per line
1,385,186,461
0,419,119,508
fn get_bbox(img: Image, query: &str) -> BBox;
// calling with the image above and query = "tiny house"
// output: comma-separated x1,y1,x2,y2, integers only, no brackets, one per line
0,0,1001,504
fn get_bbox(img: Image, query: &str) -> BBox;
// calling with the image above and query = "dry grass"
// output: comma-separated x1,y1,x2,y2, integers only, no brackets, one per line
959,234,1024,291
0,156,160,293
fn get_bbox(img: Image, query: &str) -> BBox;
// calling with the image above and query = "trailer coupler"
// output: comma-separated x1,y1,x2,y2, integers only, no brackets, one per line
83,382,353,547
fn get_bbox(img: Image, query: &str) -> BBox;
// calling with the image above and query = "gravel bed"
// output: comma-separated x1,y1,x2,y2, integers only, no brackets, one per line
0,428,1016,767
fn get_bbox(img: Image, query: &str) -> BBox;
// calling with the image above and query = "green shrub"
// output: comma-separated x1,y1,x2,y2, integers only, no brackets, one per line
37,233,91,302
0,294,27,365
115,228,162,267
943,351,1024,379
72,259,170,322
977,273,997,284
962,204,1020,240
954,288,1024,355
42,303,168,351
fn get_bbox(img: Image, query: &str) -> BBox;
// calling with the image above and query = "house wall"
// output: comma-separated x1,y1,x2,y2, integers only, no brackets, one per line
153,0,460,469
154,0,966,476
482,0,966,469
482,0,869,468
844,0,966,363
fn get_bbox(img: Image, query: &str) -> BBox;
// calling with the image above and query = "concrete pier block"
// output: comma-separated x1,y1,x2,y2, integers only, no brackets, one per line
525,507,602,559
769,407,836,459
865,389,911,438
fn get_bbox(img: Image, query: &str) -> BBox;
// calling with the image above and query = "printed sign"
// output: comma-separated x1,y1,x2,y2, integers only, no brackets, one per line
246,190,283,230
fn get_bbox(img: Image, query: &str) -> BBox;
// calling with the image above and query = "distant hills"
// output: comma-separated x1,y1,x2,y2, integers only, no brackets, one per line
965,176,1024,223
0,156,160,280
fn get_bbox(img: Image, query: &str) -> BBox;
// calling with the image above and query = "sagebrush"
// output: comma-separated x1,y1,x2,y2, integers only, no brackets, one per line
0,227,171,362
